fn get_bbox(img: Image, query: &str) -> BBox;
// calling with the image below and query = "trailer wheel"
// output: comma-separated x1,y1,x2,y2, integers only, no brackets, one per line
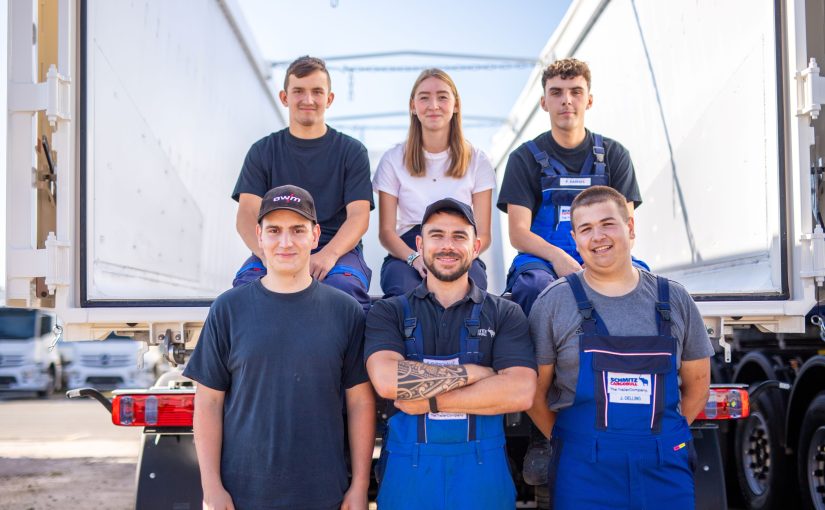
798,392,825,510
734,386,794,509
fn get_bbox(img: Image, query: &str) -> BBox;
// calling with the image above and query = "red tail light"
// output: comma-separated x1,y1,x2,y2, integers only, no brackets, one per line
111,391,194,427
695,386,749,420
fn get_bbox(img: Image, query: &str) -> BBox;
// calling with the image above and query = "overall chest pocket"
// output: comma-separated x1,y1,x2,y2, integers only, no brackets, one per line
582,335,676,432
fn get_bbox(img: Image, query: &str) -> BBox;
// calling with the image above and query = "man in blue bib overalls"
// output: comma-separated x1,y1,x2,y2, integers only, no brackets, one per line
527,186,713,509
365,198,537,510
497,58,643,316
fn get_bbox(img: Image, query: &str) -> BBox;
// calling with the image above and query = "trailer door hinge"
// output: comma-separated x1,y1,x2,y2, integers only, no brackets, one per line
8,64,71,127
796,58,825,121
801,225,825,286
44,232,70,294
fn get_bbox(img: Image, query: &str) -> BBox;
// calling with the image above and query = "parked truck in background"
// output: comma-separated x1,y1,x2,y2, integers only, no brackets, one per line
0,307,61,397
490,1,825,508
60,332,168,391
5,0,825,509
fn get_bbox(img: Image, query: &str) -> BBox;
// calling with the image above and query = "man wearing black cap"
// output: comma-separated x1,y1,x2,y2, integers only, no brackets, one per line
185,185,375,510
364,198,537,510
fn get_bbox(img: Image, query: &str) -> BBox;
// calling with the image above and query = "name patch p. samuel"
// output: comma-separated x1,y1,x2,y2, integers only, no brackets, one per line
560,177,591,187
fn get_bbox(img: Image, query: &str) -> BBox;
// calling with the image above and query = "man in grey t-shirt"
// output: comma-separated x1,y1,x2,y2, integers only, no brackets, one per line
526,186,712,509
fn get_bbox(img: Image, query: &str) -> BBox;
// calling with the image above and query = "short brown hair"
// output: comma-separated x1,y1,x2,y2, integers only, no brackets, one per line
570,186,629,227
284,56,331,91
541,58,591,90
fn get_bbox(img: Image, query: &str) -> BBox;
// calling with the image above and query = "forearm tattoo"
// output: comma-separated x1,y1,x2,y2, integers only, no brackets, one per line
396,361,469,400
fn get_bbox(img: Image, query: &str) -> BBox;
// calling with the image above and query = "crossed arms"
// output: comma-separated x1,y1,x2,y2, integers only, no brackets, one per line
366,351,536,416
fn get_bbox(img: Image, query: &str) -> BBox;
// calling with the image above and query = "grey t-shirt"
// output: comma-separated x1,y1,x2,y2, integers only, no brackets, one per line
529,269,713,411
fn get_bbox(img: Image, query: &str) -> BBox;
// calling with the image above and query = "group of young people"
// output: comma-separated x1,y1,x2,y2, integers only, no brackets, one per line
182,55,714,510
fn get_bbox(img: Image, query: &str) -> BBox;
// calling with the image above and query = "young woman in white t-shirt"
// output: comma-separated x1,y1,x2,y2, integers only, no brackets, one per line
372,68,496,297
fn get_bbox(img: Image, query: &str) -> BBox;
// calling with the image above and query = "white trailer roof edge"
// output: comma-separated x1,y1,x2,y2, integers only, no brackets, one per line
217,0,285,124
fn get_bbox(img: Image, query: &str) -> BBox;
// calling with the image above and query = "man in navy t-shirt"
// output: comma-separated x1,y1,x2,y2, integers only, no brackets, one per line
233,56,374,311
185,185,375,510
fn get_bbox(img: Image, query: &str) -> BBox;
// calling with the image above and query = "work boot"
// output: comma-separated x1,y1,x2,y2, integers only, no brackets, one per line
522,436,552,486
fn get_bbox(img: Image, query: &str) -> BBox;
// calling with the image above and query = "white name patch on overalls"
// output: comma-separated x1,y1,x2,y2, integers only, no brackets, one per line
606,372,652,404
559,206,571,223
423,357,467,420
560,177,591,187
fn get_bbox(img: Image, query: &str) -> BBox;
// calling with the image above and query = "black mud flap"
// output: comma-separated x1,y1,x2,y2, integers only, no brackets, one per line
692,423,727,510
135,431,202,510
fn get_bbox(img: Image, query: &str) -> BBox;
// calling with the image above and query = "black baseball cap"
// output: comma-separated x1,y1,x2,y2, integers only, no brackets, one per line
257,185,317,223
421,198,476,232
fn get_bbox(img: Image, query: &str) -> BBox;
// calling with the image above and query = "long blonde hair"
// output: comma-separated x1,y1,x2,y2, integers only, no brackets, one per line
404,68,470,178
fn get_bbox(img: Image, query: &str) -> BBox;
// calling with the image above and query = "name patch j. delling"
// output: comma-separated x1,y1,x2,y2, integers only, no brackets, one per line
607,372,652,404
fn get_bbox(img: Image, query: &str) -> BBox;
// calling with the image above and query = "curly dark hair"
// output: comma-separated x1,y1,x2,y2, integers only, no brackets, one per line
541,58,591,90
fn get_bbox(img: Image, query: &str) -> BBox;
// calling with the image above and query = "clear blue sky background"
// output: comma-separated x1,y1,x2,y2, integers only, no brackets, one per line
0,0,571,296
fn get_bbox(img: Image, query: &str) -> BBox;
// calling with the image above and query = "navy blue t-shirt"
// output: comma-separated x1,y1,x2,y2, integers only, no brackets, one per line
183,279,368,510
365,281,537,372
497,129,642,218
232,126,374,247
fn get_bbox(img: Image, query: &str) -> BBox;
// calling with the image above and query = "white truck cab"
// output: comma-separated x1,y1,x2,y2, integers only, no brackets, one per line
0,307,62,397
61,332,168,391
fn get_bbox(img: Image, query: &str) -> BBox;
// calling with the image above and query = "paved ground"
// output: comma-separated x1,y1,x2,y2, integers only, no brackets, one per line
0,393,140,510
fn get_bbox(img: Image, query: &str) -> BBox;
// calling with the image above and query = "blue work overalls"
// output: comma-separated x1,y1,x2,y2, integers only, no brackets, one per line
505,135,648,315
548,272,695,510
379,225,488,298
232,247,373,312
377,293,516,510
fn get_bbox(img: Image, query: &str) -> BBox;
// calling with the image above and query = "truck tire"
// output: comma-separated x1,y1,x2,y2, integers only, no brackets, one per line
798,392,825,510
734,386,794,509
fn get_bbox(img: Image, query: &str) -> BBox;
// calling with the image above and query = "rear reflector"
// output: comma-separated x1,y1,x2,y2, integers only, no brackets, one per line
695,386,749,420
112,393,194,427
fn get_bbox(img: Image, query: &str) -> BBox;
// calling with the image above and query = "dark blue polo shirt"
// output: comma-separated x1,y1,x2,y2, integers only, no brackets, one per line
365,281,536,371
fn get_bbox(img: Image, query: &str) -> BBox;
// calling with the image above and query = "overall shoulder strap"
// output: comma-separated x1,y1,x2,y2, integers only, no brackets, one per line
526,140,551,170
399,295,422,361
527,140,567,177
462,292,485,364
655,276,673,337
565,273,602,335
590,133,606,177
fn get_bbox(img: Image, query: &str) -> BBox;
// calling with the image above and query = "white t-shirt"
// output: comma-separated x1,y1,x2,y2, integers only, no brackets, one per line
372,142,496,235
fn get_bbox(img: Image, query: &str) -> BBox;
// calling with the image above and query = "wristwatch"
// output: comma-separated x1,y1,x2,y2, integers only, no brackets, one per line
428,396,439,413
406,251,420,267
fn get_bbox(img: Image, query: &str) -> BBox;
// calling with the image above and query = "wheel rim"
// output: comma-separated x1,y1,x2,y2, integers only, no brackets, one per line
808,426,825,510
741,411,771,496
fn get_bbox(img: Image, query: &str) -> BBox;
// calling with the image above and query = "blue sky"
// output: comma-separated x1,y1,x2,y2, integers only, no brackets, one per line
235,0,571,154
